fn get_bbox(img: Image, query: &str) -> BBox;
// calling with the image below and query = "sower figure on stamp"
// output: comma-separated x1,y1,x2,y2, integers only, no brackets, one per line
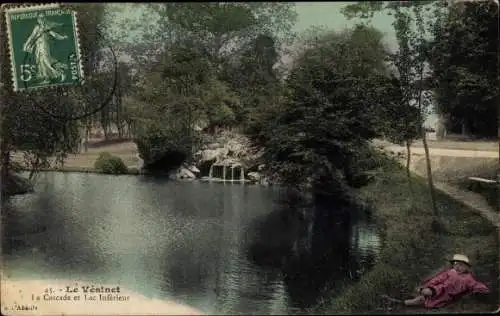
23,13,68,84
382,254,490,309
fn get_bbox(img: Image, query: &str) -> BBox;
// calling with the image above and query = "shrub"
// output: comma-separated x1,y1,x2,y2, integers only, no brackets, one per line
134,125,198,173
93,152,128,174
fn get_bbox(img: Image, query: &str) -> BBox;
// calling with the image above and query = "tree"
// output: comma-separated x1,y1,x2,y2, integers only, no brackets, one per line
262,26,397,203
377,74,420,194
428,1,499,138
342,1,443,216
113,62,135,139
130,41,219,171
220,33,282,138
107,3,297,75
0,3,107,195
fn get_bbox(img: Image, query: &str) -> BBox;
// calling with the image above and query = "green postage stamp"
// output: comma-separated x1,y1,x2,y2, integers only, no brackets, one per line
4,4,84,91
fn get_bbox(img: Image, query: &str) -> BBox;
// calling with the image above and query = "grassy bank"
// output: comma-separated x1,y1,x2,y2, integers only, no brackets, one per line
10,141,142,176
11,140,140,170
320,165,498,314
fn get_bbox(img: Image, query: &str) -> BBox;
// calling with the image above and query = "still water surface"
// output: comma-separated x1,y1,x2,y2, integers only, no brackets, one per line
2,172,381,314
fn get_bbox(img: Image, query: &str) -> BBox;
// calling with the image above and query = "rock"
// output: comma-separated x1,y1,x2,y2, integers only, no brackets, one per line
247,172,261,182
186,165,200,174
257,164,265,172
227,140,245,156
170,166,196,180
195,148,229,164
194,131,265,178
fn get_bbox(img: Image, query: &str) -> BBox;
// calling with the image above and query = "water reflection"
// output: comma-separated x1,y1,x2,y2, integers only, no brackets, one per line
1,172,381,314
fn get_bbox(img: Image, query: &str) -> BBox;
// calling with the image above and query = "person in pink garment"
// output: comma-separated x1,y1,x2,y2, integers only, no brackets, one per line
382,254,490,309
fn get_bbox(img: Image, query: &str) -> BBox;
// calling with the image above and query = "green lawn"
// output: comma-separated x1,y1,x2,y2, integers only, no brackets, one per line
319,165,498,314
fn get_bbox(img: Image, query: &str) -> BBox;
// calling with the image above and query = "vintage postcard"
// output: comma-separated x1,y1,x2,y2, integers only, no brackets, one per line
1,1,498,316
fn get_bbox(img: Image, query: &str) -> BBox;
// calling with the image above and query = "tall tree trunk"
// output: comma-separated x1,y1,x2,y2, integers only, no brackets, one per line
422,124,438,216
461,120,468,136
405,140,413,196
103,125,109,140
416,65,438,216
126,121,132,139
84,123,90,153
100,108,110,140
115,77,124,139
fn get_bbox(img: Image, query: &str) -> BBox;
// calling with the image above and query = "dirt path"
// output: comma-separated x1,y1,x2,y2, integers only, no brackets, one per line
386,145,499,158
379,141,499,228
413,139,498,152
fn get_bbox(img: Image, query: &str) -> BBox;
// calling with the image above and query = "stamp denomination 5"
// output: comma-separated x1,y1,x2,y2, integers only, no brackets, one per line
4,3,84,91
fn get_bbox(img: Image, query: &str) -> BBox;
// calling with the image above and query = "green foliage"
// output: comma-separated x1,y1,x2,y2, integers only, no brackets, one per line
221,33,282,135
93,152,128,174
128,42,220,170
105,3,298,172
0,3,107,179
262,26,396,191
202,79,241,127
340,1,442,216
342,1,498,139
429,1,499,137
134,122,197,171
108,3,297,73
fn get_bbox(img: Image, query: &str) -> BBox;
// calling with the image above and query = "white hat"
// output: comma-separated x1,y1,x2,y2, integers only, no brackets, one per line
450,254,471,266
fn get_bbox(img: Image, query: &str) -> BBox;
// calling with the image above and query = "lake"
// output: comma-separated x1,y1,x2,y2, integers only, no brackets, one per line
1,172,381,314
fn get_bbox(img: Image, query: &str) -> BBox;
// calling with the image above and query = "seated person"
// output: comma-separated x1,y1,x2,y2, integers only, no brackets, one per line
382,254,490,309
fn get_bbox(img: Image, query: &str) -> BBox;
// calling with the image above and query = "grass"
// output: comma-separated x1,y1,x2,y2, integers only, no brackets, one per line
410,156,497,184
319,164,499,314
11,140,140,171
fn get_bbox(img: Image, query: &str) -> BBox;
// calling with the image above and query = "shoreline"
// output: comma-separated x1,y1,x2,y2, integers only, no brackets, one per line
17,166,146,175
0,276,204,315
12,167,265,185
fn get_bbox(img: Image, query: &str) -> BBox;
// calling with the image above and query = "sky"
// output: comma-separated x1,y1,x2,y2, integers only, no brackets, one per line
108,2,398,49
293,2,397,48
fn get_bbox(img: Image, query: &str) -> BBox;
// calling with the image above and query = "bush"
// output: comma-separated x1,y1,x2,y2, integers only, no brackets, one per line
93,152,128,174
134,125,199,173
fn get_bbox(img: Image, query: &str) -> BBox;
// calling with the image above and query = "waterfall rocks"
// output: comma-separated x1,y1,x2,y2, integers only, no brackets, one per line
247,172,261,182
169,164,200,180
194,131,264,181
165,130,267,183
